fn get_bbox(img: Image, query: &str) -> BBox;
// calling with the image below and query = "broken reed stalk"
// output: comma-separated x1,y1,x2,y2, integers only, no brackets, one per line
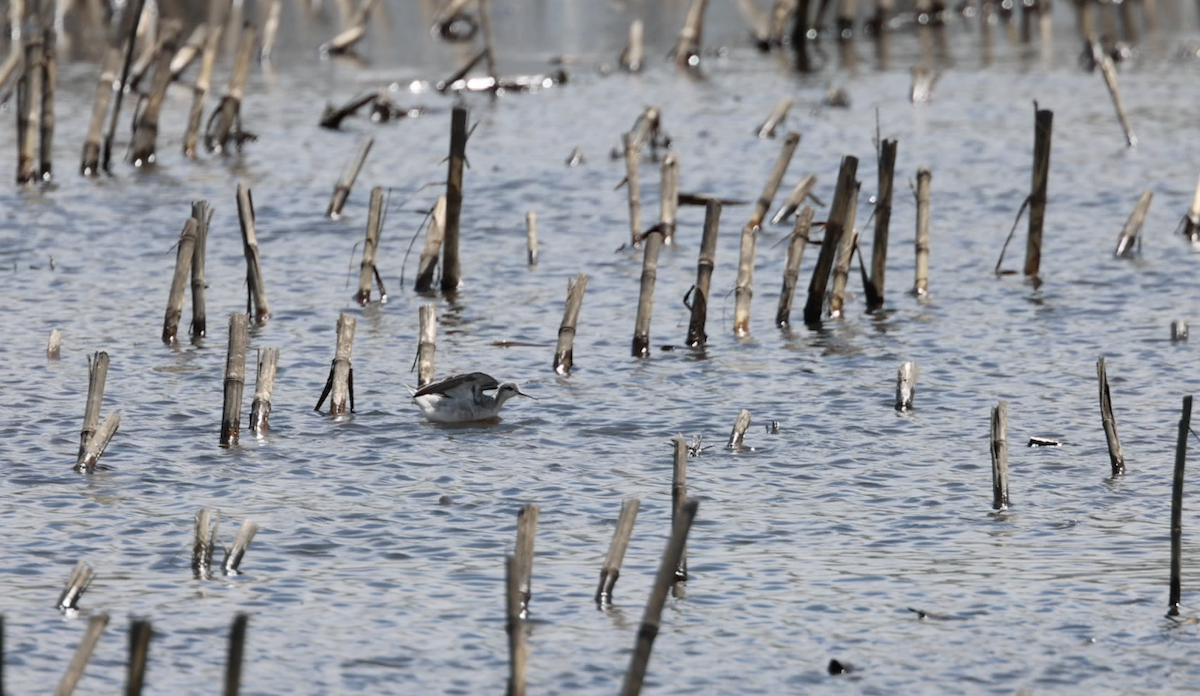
913,166,932,296
81,22,124,174
770,174,817,225
623,132,642,247
868,139,897,311
526,210,538,265
553,273,587,375
727,409,752,449
250,347,279,434
47,328,61,358
990,401,1010,511
220,314,249,447
672,0,709,70
206,24,256,154
442,106,468,293
169,25,207,79
1169,395,1191,616
505,555,527,696
324,0,380,54
193,508,217,580
38,19,54,181
1114,190,1152,257
516,504,540,614
1024,108,1053,278
126,30,164,93
686,200,721,347
223,614,248,696
78,351,109,464
1096,357,1124,477
619,498,699,696
417,304,436,387
261,0,283,61
896,361,918,411
100,0,147,173
53,614,109,696
79,413,120,473
184,2,225,158
16,7,43,185
326,136,373,218
126,619,152,696
804,156,858,325
620,19,644,72
317,313,357,415
1092,41,1137,147
735,132,800,335
57,560,96,610
223,519,259,574
190,201,211,339
236,185,270,324
631,226,664,357
751,132,801,229
130,22,180,166
756,97,793,138
828,180,862,317
775,206,813,327
415,196,446,292
672,437,689,581
162,219,198,344
595,498,641,604
659,155,680,245
355,187,386,304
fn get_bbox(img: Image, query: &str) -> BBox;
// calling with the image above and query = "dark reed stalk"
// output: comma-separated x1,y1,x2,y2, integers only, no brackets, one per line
16,5,42,185
193,508,217,580
190,200,211,339
221,314,248,447
623,132,642,247
505,555,526,696
632,225,664,357
125,618,151,696
1169,395,1191,616
79,413,120,473
162,219,198,344
126,30,164,94
38,17,54,182
223,520,259,574
205,23,256,153
838,0,857,38
727,409,752,449
355,187,386,304
78,351,109,464
620,19,644,72
828,179,862,317
184,0,226,158
223,614,248,696
57,561,96,611
685,200,721,347
596,498,640,604
250,347,278,434
1172,321,1189,342
48,329,61,358
415,195,446,292
442,106,468,293
776,206,813,327
516,503,540,615
868,139,897,310
54,614,108,696
526,210,538,265
101,0,147,173
770,173,817,225
672,437,688,581
991,401,1010,511
236,185,270,324
1024,107,1053,278
1096,357,1124,477
129,22,180,166
756,97,792,138
1114,190,1152,257
553,273,587,375
896,361,918,411
418,304,436,387
326,136,373,218
804,156,858,325
619,498,699,696
913,166,932,296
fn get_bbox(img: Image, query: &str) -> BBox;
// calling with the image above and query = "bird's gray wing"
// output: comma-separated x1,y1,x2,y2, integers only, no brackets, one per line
412,372,499,398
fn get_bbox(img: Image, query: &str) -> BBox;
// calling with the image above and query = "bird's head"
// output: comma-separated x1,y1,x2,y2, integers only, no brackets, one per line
495,382,536,404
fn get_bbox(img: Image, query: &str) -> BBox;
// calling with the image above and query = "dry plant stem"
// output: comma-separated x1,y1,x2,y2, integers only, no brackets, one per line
223,519,259,573
126,619,152,696
39,21,55,181
868,139,897,310
751,132,801,228
804,155,858,323
732,222,758,336
16,9,42,184
505,555,526,696
54,614,109,696
47,328,61,358
101,0,147,173
355,187,385,304
515,504,540,614
672,437,688,581
623,132,642,246
1114,190,1152,257
57,560,96,610
184,3,226,158
78,351,109,464
127,31,164,92
415,195,446,292
756,97,792,138
81,38,122,174
896,361,918,411
913,166,932,296
162,218,198,343
442,106,467,293
686,200,721,346
776,206,813,327
1024,108,1053,278
770,173,817,225
190,200,211,338
479,0,497,82
79,413,120,473
223,614,248,696
192,507,217,579
261,0,282,61
206,23,256,153
990,401,1010,510
417,304,436,387
1172,320,1189,342
619,498,699,696
236,185,270,324
325,0,380,54
620,19,644,72
660,154,680,243
727,409,752,448
220,314,248,447
553,273,587,375
169,24,207,78
1092,42,1137,147
130,22,180,166
1168,395,1191,616
526,210,538,265
828,180,862,317
632,227,664,357
250,347,279,434
672,0,709,70
595,498,640,604
320,313,357,415
327,136,373,218
1096,357,1124,476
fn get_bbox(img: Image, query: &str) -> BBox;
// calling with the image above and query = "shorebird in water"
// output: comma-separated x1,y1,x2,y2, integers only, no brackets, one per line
408,372,535,423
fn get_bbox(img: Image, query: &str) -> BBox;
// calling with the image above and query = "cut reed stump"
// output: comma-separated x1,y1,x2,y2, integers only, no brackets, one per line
596,498,640,605
221,314,249,447
326,136,373,218
619,498,699,696
162,219,198,344
442,106,469,294
223,519,258,574
355,187,387,304
129,22,180,166
224,614,248,696
79,413,120,474
126,618,151,696
236,185,270,324
623,132,643,247
190,200,212,339
16,6,43,185
827,178,862,318
686,200,721,347
193,508,218,580
1114,190,1152,258
735,132,800,334
184,3,226,158
57,560,96,611
54,614,108,696
913,166,932,296
1172,321,1189,342
990,401,1010,511
659,154,680,245
48,329,61,358
77,351,109,467
250,347,278,434
505,555,527,696
315,313,356,415
1091,41,1137,147
261,0,283,62
632,225,664,358
515,503,540,615
804,156,858,325
418,304,436,387
526,210,538,265
415,195,446,293
757,97,793,139
1024,107,1053,278
205,23,256,153
727,409,752,449
38,19,55,181
672,437,689,581
81,21,124,174
323,0,381,54
896,361,918,411
671,0,709,71
775,206,813,327
868,139,898,311
620,19,644,72
553,273,587,375
1169,395,1191,617
1096,357,1124,477
1177,169,1200,242
770,174,817,226
100,0,147,173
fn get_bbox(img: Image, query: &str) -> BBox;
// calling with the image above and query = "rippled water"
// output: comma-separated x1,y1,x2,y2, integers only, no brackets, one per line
4,1,1200,693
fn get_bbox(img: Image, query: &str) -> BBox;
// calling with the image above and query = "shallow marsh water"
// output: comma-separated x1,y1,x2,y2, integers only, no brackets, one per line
4,2,1200,693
